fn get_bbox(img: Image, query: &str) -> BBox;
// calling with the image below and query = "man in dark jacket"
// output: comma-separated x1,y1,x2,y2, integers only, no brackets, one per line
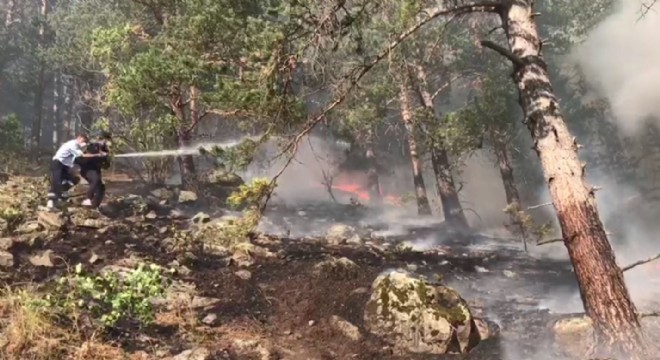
75,131,112,208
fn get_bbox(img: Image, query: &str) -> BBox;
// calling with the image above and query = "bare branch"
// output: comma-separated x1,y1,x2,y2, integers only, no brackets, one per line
537,238,562,246
259,2,502,213
479,40,524,68
527,202,552,210
639,311,660,319
621,253,660,272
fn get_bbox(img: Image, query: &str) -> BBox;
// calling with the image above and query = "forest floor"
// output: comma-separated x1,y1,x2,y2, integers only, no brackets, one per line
0,173,659,360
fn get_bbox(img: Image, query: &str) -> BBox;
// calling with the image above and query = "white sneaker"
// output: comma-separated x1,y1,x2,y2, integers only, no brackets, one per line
81,199,93,207
46,200,55,209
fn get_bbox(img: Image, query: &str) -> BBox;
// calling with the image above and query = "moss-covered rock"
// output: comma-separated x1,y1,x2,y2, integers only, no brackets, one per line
207,170,244,187
364,270,483,355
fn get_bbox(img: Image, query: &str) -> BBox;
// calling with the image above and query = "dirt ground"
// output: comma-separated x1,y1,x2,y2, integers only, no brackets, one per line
1,175,651,360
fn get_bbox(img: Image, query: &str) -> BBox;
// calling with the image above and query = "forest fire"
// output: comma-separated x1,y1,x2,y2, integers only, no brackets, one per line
330,182,404,206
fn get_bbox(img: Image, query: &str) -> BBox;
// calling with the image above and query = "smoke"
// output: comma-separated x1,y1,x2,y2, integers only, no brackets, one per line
574,1,660,135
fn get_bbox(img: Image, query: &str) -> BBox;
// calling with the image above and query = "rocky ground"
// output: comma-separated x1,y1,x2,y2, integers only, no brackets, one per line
0,173,657,360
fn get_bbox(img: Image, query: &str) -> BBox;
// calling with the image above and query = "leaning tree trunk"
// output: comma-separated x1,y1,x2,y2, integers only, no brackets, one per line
399,83,432,215
414,65,468,227
497,1,651,357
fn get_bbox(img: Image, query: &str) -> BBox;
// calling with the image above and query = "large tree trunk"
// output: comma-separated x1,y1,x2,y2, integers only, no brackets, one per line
499,1,651,357
172,88,198,190
399,82,432,215
31,0,49,154
413,65,468,227
493,137,527,250
365,128,382,205
430,146,468,228
52,73,63,147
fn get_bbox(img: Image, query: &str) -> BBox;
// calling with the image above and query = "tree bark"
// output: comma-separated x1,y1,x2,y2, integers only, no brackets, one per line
52,73,63,147
494,139,519,207
499,1,651,357
365,128,382,205
399,82,432,215
413,64,468,227
172,87,197,190
30,0,49,153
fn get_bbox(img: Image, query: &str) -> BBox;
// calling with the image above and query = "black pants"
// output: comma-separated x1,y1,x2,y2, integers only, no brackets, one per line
49,160,77,200
80,167,105,207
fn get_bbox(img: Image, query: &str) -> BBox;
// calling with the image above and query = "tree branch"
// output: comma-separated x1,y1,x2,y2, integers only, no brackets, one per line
527,202,552,210
537,238,562,246
261,2,503,211
479,40,524,68
621,253,660,272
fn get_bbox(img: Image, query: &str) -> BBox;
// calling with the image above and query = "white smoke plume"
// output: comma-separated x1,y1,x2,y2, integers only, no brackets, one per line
574,1,660,135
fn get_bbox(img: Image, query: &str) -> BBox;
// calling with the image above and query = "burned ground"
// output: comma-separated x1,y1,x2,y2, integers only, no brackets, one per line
0,176,646,360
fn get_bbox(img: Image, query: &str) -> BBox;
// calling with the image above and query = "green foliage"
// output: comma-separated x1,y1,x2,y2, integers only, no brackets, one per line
205,138,259,173
94,115,177,184
503,203,553,243
0,207,24,233
48,263,171,328
227,177,273,210
0,114,24,153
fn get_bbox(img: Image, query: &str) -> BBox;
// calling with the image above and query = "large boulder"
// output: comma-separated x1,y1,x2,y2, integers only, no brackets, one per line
364,270,492,355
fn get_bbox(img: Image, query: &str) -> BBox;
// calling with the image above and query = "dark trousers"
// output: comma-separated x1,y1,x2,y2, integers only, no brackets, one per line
49,160,77,200
80,167,105,207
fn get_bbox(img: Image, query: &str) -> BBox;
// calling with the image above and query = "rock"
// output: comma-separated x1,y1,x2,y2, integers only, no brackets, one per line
325,224,361,245
191,296,221,309
37,211,64,230
171,347,210,360
235,270,252,280
89,252,101,264
364,269,481,355
552,316,594,358
0,237,12,251
313,257,360,280
330,315,362,341
29,250,55,267
150,188,176,201
145,211,157,220
191,212,211,224
201,313,219,326
473,317,500,340
178,191,198,204
207,170,245,187
232,339,271,360
308,320,315,326
16,221,41,234
0,251,14,267
503,270,516,278
0,218,7,235
474,266,489,273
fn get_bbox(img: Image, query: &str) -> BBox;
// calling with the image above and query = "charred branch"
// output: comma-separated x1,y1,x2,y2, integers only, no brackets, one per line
621,253,660,272
479,40,524,68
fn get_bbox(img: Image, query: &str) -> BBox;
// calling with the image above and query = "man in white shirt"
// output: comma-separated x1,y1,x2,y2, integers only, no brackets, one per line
47,134,107,209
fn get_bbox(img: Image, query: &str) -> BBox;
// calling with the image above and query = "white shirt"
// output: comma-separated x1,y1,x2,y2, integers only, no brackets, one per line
53,139,84,167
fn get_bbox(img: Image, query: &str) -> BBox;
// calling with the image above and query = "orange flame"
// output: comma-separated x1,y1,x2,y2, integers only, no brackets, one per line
329,182,403,206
